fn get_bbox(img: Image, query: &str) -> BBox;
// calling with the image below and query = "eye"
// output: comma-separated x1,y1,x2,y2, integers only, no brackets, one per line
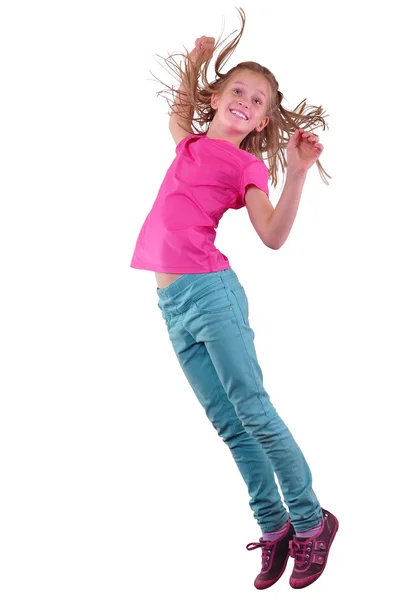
233,88,262,105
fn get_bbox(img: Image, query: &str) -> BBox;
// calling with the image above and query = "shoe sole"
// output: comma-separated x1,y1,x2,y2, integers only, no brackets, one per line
289,516,339,589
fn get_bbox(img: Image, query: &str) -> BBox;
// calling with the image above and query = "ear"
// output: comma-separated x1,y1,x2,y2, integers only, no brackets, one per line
210,92,220,109
256,116,270,132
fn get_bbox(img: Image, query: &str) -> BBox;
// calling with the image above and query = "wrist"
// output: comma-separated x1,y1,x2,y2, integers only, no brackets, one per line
286,168,308,185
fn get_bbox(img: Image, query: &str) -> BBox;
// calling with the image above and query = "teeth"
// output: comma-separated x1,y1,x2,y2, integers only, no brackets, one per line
230,110,247,120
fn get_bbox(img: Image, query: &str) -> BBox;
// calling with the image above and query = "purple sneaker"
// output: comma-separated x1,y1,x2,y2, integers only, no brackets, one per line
246,520,295,590
289,508,339,589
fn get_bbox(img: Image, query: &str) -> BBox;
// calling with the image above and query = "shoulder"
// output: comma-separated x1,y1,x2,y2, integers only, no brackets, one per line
175,132,206,154
242,158,269,177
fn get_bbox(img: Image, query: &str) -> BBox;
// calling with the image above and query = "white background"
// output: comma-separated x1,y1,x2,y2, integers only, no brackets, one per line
1,1,419,598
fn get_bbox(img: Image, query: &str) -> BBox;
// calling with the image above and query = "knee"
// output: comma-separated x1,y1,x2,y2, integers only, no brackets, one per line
217,420,246,445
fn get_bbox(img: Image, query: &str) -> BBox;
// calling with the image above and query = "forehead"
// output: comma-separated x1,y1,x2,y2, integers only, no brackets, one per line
228,72,270,98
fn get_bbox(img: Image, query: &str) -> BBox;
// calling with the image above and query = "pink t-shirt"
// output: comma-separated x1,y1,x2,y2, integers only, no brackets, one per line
130,132,269,273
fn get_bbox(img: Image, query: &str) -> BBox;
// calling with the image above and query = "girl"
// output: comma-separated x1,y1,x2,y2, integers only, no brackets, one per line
131,8,338,590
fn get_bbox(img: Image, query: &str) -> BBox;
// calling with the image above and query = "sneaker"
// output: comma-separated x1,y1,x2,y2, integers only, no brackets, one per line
246,520,295,590
289,508,339,589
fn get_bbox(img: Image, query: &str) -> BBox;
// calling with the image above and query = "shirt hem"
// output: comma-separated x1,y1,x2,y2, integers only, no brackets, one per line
130,261,230,273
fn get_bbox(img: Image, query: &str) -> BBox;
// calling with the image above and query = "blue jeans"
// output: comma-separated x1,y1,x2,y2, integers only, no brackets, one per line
156,267,322,533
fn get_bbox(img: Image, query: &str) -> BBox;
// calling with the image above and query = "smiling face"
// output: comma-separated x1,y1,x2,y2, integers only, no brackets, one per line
209,70,271,143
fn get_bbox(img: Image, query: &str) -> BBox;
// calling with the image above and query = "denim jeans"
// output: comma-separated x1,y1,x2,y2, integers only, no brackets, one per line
156,267,322,533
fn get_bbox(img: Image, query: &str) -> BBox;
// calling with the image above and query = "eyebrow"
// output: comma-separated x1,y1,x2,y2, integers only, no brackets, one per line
232,81,267,99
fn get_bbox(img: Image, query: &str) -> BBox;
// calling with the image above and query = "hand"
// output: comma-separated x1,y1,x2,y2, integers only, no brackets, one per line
188,36,215,66
286,129,324,174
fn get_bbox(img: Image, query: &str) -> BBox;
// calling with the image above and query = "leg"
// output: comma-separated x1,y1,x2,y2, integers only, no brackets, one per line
183,273,322,532
165,316,288,533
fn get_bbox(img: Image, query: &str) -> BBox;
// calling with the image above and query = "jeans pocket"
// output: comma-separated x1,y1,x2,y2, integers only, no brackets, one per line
231,286,249,326
192,281,232,315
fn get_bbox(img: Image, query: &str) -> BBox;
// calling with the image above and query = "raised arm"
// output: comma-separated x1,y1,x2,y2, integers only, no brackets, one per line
169,80,194,145
169,36,215,145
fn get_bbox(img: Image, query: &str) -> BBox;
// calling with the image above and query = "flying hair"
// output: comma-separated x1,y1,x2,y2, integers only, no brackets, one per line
149,7,331,188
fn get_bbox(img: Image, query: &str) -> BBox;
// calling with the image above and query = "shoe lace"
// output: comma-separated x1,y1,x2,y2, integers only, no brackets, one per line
289,538,313,567
246,538,274,570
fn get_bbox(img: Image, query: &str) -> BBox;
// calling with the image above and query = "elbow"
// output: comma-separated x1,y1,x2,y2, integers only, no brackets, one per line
264,219,288,250
265,236,287,251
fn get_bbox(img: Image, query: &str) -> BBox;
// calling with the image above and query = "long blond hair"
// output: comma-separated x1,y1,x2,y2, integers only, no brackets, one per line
150,7,331,188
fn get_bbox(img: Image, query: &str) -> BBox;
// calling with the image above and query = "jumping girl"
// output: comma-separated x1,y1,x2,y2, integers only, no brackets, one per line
130,8,338,590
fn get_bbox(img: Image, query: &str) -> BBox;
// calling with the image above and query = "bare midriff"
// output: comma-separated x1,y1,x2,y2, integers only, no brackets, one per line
155,272,184,289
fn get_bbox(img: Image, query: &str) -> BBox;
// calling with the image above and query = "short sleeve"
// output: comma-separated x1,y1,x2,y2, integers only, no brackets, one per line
240,160,269,200
175,133,195,154
175,132,205,154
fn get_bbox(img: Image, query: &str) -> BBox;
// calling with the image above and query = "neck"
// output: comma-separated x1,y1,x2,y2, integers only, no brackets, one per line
205,120,247,148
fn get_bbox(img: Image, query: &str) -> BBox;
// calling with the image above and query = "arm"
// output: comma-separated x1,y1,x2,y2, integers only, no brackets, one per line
246,130,322,249
265,170,307,250
169,81,194,143
169,36,215,144
244,169,307,250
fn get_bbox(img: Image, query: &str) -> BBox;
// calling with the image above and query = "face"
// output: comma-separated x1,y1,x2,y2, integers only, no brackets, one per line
211,71,271,135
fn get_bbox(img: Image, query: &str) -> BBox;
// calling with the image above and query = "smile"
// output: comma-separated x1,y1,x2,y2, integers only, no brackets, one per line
230,109,248,121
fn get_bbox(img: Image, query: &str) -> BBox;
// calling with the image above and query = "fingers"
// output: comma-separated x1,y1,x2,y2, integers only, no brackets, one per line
190,37,215,64
298,129,323,151
195,36,215,50
299,129,319,142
